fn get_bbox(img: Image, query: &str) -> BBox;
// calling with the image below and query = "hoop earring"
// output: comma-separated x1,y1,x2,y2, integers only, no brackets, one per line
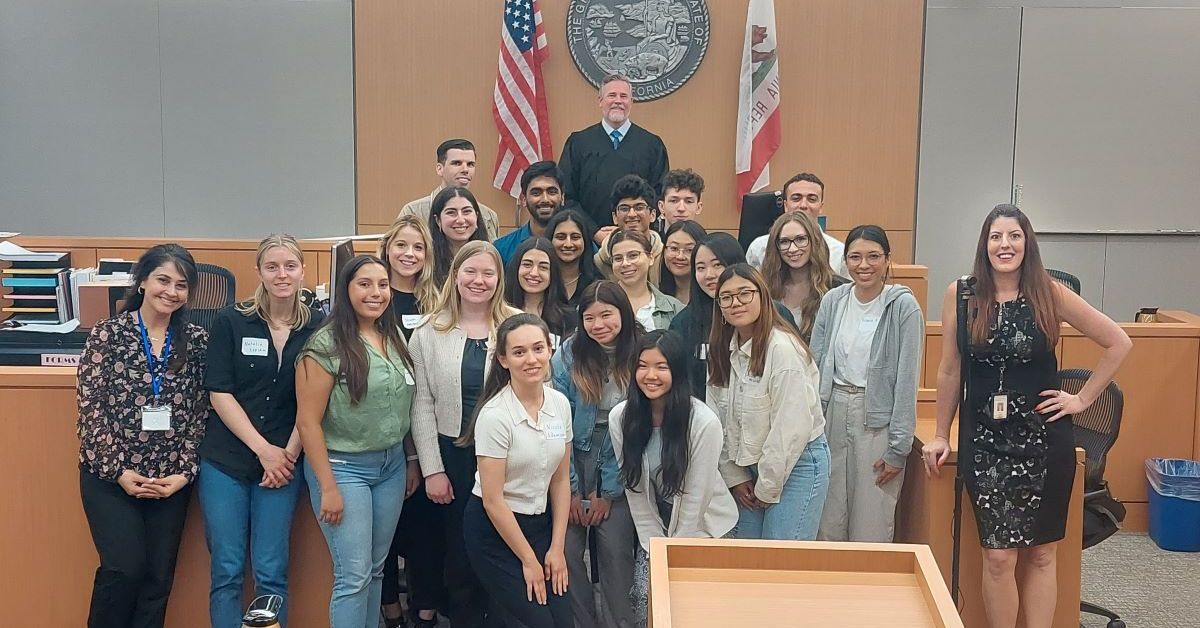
138,286,145,294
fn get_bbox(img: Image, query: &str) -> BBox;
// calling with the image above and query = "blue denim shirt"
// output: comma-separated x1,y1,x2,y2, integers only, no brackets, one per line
551,336,623,498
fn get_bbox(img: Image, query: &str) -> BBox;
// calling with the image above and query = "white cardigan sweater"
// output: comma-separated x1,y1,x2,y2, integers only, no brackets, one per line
609,398,739,551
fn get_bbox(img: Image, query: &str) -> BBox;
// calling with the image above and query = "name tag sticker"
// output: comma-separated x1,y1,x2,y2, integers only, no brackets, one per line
402,314,422,329
403,369,415,386
699,343,708,360
543,420,566,441
140,405,172,431
241,337,269,356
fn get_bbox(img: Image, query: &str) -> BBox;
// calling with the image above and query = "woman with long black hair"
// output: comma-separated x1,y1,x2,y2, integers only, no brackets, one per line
295,255,417,628
550,281,639,628
77,243,209,628
504,237,573,344
656,220,707,305
544,209,600,310
668,233,797,401
921,205,1130,627
459,314,573,628
708,264,830,541
609,330,737,623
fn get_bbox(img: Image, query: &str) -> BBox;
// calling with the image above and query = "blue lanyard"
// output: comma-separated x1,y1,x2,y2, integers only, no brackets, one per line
137,312,173,400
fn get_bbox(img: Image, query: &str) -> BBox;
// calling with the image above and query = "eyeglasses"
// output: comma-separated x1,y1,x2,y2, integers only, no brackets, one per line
615,203,651,215
611,251,644,265
665,245,695,257
846,252,887,265
776,235,810,252
717,288,759,308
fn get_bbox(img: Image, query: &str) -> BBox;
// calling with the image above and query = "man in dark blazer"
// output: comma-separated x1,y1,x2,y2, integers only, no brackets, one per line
559,74,669,244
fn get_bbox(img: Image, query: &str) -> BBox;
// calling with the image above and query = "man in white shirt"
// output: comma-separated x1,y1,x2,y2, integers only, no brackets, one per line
745,173,847,276
398,138,500,240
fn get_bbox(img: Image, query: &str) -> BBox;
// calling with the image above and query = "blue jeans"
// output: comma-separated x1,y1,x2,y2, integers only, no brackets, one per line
304,444,406,628
735,435,832,540
198,458,303,628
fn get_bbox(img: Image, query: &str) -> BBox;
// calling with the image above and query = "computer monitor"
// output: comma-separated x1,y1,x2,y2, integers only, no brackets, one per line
738,191,784,250
328,239,355,310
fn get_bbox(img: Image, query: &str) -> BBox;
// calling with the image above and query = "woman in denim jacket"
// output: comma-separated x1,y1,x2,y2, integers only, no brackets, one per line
550,280,641,628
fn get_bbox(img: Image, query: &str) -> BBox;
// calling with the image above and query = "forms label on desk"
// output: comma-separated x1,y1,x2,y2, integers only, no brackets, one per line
41,353,79,367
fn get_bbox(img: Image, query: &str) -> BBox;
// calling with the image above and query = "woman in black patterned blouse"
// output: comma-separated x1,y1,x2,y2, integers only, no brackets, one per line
76,243,210,628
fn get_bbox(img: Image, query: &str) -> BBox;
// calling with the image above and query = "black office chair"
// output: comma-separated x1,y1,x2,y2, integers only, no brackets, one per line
1047,269,1082,295
189,263,237,332
737,190,784,251
1060,368,1126,628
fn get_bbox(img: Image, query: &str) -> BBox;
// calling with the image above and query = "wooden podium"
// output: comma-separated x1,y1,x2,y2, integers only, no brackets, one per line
648,538,964,628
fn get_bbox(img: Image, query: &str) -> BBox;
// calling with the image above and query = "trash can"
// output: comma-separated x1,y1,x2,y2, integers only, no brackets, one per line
1145,458,1200,552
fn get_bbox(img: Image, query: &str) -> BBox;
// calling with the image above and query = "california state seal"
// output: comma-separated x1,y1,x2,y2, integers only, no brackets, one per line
566,0,711,102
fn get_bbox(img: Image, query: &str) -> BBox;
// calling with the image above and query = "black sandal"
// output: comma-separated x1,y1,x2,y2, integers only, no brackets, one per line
382,607,407,628
407,608,438,628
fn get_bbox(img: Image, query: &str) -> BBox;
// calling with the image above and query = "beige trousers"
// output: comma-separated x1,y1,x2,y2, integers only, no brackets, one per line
817,385,905,542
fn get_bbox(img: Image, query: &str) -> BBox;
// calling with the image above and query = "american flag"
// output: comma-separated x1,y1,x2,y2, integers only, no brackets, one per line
492,0,553,198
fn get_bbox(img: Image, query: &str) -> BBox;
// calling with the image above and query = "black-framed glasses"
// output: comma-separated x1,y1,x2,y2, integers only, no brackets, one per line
615,203,651,215
776,235,811,252
717,288,759,308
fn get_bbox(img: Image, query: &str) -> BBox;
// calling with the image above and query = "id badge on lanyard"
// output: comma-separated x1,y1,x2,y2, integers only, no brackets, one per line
138,312,174,431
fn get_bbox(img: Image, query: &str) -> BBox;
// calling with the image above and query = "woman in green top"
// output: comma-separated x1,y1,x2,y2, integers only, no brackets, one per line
296,255,419,628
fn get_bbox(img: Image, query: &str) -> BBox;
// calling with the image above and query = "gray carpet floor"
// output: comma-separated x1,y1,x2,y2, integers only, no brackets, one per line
1080,532,1200,627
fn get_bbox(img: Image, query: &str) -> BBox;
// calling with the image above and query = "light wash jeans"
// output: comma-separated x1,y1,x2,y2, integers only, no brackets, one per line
735,435,831,540
304,443,406,628
198,459,304,628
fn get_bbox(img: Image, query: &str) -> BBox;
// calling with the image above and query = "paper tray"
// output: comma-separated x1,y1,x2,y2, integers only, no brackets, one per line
648,538,963,628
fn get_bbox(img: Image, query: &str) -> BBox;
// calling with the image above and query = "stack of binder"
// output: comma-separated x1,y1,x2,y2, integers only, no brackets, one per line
1,249,73,324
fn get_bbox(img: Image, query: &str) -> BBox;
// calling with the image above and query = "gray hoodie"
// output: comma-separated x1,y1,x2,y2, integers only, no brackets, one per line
809,283,924,469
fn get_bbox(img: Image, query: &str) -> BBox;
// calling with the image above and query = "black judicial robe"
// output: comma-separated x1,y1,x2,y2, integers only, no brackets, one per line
558,122,669,229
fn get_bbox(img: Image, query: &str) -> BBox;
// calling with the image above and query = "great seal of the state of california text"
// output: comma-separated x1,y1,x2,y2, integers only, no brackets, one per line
567,0,710,102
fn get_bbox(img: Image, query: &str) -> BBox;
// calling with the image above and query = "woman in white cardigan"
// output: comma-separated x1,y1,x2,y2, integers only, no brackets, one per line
609,329,738,623
408,241,521,628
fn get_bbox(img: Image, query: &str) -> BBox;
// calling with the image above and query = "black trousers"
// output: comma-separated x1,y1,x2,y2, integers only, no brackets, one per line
382,480,446,612
79,468,192,628
464,497,572,628
440,435,493,628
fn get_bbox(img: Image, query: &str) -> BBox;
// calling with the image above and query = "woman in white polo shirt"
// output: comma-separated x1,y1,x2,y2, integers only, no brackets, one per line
459,313,573,628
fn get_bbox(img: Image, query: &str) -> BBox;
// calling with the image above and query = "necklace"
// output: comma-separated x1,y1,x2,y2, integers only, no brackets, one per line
564,276,580,286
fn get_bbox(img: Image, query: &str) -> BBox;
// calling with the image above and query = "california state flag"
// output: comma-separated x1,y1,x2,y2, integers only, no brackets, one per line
735,0,781,206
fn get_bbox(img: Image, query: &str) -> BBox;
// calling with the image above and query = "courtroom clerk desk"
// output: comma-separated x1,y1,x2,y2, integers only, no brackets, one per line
0,367,335,627
895,416,1084,628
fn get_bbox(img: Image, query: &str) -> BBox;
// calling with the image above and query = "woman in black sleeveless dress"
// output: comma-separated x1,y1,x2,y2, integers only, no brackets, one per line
965,296,1074,548
922,205,1130,628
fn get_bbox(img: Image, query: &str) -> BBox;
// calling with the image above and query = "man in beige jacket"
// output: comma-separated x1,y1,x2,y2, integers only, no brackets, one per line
398,138,500,240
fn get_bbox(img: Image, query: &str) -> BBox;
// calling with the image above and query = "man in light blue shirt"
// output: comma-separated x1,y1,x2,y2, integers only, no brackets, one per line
494,160,564,265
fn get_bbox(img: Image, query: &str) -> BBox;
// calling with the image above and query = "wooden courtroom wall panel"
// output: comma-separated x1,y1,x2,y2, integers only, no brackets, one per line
354,0,924,261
